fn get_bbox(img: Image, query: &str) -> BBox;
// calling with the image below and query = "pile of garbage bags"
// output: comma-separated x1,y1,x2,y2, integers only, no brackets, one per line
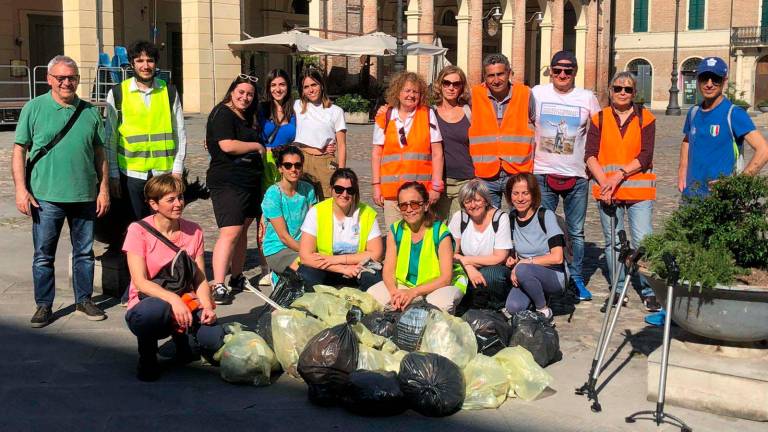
214,284,561,417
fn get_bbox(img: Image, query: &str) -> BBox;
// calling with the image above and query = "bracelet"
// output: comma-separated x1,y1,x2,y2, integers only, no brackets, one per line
619,168,628,178
372,182,380,186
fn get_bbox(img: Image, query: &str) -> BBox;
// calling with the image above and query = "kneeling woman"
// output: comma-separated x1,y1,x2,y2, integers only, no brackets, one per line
123,175,224,381
368,182,465,313
504,173,566,319
298,168,384,290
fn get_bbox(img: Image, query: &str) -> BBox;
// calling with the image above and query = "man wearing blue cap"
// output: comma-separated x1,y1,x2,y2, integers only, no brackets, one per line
678,56,768,198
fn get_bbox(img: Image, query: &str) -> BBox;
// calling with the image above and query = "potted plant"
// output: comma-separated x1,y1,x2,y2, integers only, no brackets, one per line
640,175,768,342
335,93,371,124
725,82,751,110
757,100,768,113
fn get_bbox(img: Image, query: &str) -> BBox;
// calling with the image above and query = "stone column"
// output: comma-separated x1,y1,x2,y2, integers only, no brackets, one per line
181,0,241,113
308,0,323,38
405,9,420,72
418,0,434,78
456,14,471,75
527,23,539,84
538,22,553,84
584,0,598,91
574,24,587,88
550,0,563,54
468,0,484,84
500,0,514,70
63,0,115,96
511,0,527,83
596,0,611,105
735,49,744,97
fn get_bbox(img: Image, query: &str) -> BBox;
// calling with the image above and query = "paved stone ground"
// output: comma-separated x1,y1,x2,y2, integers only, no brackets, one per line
0,113,765,431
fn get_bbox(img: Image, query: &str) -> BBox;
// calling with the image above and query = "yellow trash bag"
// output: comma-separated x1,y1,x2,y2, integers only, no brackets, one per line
314,285,383,315
271,309,327,378
357,344,405,373
352,322,399,354
213,324,278,386
420,310,478,369
290,292,350,326
462,354,509,410
493,346,553,401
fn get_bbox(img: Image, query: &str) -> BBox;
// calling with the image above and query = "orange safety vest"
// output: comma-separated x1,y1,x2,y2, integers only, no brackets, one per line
468,83,535,178
375,106,433,200
590,107,657,201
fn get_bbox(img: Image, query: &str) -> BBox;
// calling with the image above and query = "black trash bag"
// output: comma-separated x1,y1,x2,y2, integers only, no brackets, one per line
461,309,512,356
271,268,310,308
297,319,360,406
341,370,407,416
252,305,274,349
361,310,401,339
510,310,563,367
398,352,465,417
548,279,580,316
392,302,439,352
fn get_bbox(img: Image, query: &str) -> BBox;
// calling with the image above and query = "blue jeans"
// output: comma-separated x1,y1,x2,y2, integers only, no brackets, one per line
535,175,588,282
32,200,96,306
482,171,511,209
597,200,655,298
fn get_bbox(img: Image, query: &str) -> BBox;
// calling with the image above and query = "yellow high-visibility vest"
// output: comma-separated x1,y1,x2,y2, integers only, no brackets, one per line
117,79,175,172
315,198,378,255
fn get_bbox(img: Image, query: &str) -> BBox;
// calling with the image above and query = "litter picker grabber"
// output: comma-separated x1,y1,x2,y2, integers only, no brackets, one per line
625,254,692,432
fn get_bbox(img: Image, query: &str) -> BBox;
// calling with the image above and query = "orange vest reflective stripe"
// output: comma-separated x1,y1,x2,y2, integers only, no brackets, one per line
375,106,433,200
590,107,657,201
468,83,535,178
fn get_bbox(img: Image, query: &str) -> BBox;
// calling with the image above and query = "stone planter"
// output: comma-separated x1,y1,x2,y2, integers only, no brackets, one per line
640,268,768,342
759,105,768,113
344,111,370,124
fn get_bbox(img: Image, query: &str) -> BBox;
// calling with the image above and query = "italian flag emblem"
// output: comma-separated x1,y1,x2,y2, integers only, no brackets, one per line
710,125,720,137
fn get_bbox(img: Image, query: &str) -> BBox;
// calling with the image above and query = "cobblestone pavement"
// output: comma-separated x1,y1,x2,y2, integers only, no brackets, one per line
0,113,766,431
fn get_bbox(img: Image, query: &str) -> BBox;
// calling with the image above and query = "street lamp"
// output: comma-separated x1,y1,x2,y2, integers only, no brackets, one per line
666,0,682,115
394,0,405,72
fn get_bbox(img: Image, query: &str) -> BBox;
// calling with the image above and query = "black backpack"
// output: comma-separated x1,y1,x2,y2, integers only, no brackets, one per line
458,208,504,238
509,207,573,264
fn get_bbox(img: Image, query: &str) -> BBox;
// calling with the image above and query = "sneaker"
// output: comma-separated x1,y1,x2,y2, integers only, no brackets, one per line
573,278,592,301
536,307,554,320
229,274,256,293
212,283,233,305
75,299,107,321
643,295,662,312
259,272,273,286
644,310,666,327
137,358,162,382
600,295,628,313
30,305,53,328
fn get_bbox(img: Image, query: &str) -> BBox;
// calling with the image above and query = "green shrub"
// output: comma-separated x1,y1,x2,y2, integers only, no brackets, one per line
641,175,768,287
335,93,371,113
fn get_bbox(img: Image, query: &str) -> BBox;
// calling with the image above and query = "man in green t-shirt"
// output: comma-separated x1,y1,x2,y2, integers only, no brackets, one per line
11,55,110,328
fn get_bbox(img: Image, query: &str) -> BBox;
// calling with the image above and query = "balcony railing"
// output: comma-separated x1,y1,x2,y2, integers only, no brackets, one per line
732,26,768,47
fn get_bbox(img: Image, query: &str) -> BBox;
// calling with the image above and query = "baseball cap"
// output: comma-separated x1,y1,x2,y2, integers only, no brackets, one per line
696,57,728,77
551,50,578,68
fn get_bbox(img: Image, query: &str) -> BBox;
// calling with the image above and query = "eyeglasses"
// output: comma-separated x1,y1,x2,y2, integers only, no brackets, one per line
398,127,408,147
462,197,486,206
239,74,259,83
551,68,574,77
49,74,80,84
697,73,724,86
612,85,635,94
332,185,356,195
441,79,463,88
397,200,424,212
280,162,303,170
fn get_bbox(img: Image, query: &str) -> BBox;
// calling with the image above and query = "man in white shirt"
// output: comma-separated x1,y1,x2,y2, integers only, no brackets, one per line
532,51,601,301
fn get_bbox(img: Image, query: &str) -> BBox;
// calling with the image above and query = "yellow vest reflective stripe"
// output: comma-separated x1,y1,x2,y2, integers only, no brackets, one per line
315,198,378,256
393,221,467,293
117,79,175,172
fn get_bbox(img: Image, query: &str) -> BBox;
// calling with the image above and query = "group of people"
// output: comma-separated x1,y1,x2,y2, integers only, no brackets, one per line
11,36,767,382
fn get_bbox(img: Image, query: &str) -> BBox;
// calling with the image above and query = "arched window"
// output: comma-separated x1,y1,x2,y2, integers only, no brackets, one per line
442,10,457,26
627,58,653,105
681,57,702,106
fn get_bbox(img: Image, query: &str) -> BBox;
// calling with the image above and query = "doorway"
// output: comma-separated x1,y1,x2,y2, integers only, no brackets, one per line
755,56,768,106
28,14,64,97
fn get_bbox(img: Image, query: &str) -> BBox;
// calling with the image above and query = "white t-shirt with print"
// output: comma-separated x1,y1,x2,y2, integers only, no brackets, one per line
532,83,601,178
301,206,382,255
372,107,442,146
448,210,513,257
293,100,347,150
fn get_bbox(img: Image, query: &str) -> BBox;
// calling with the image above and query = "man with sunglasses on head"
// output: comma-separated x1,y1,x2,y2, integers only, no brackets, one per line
12,55,110,327
678,56,768,199
105,40,186,221
531,50,601,301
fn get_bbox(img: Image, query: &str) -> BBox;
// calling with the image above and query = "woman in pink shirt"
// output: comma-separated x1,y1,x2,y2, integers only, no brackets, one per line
123,174,223,381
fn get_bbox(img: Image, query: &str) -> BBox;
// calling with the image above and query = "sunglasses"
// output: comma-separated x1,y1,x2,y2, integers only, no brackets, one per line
49,74,80,83
398,127,408,147
239,74,259,83
551,68,574,76
397,200,424,212
280,162,303,170
697,73,724,86
441,79,463,88
612,85,635,94
332,185,356,195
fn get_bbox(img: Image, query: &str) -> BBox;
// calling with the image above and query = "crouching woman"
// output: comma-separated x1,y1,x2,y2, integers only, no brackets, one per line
298,168,384,291
123,174,224,381
368,182,466,314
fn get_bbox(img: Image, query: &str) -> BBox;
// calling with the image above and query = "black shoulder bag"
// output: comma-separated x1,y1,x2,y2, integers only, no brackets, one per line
25,100,86,194
136,220,196,296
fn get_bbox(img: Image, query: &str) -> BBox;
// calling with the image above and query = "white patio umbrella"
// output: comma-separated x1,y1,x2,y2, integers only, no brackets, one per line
228,30,325,53
428,36,451,84
306,32,448,57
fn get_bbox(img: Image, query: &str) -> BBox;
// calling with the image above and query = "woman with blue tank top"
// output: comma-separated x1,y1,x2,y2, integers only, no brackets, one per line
257,69,297,187
504,173,566,320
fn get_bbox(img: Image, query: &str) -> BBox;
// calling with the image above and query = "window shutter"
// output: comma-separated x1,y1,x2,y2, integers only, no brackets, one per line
633,0,649,32
688,0,705,30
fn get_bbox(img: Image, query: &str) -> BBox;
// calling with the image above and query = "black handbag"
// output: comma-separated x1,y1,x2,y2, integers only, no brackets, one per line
136,220,196,296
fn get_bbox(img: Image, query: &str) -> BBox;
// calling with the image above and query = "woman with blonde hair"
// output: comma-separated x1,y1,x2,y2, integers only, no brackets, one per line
371,71,444,227
431,65,475,220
